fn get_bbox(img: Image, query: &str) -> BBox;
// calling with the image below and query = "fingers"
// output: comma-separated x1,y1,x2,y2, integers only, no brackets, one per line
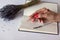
29,8,50,23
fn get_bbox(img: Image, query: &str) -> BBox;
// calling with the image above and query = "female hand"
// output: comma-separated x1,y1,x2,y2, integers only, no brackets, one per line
29,8,58,23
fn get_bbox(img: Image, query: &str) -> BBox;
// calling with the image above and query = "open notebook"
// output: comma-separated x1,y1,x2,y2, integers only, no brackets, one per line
18,3,59,34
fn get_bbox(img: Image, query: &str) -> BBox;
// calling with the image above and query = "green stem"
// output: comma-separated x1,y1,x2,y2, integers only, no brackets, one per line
18,0,40,9
23,0,40,8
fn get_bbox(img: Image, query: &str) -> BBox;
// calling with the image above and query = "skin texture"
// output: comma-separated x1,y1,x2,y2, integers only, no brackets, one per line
29,8,60,23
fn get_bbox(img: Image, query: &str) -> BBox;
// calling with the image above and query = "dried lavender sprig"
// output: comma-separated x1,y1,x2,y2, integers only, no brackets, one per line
0,5,23,20
0,0,40,21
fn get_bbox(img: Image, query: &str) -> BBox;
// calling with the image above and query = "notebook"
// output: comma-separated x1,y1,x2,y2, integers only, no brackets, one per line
18,3,59,34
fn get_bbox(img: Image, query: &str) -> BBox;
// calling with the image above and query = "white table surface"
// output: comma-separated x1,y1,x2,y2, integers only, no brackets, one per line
0,0,60,40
